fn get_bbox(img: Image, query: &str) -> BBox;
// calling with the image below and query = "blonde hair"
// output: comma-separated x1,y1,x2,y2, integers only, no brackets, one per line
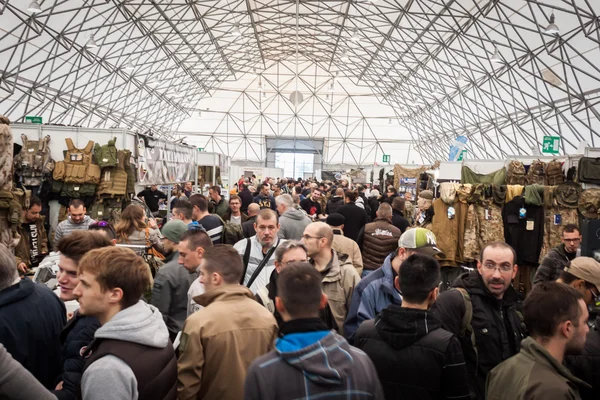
115,204,147,243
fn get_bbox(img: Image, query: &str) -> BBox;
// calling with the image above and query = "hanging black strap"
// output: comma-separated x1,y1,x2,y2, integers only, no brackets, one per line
240,238,252,284
246,239,280,289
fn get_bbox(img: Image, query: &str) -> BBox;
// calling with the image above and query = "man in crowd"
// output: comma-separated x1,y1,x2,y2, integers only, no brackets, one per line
534,224,581,284
325,213,363,276
177,245,277,400
337,191,368,241
54,230,113,400
487,282,590,399
183,181,194,198
137,184,167,214
189,194,223,244
178,229,214,316
151,220,194,341
326,188,345,215
432,241,524,398
244,263,383,399
208,185,229,217
300,187,326,220
383,186,399,205
276,194,310,241
0,243,65,389
344,227,444,342
391,196,410,233
234,209,283,293
242,203,259,238
171,199,195,226
222,195,248,226
416,190,434,229
54,199,95,245
238,183,254,214
16,196,48,273
404,191,415,225
301,222,360,335
254,183,277,211
74,246,176,400
356,203,402,278
556,257,600,305
355,254,470,400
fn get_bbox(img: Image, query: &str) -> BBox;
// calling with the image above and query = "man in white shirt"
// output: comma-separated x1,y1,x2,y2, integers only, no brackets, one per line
177,229,214,315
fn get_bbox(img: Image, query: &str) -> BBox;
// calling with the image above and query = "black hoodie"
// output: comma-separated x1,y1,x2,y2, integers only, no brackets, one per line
431,271,524,399
355,306,470,400
325,196,344,215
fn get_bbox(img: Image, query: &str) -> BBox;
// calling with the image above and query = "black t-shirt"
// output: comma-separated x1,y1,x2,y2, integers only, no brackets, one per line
137,189,167,212
198,215,223,244
23,222,41,266
301,198,322,216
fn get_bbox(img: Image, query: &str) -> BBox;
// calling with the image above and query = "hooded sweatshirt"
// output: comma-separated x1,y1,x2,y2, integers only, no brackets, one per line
80,301,175,400
326,196,344,214
244,318,384,399
354,307,470,400
278,208,311,240
54,215,95,245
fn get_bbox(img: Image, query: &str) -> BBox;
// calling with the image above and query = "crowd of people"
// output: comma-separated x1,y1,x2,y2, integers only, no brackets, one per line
1,175,600,400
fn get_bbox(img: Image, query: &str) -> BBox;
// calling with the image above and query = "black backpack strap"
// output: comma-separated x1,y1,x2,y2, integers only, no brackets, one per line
246,239,280,289
240,238,251,284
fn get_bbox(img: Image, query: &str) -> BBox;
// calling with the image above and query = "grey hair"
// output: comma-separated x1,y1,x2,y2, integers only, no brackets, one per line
0,244,18,291
276,194,294,209
275,240,307,263
377,202,393,218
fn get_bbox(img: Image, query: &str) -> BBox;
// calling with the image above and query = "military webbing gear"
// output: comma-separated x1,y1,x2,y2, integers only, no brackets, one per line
526,160,547,185
56,139,101,184
60,183,97,198
15,135,54,186
90,198,123,225
506,160,526,185
546,160,564,186
94,138,118,169
97,169,128,196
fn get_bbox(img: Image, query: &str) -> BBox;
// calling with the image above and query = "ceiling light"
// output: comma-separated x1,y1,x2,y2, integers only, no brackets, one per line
350,27,360,42
124,60,135,70
545,13,559,35
85,35,98,49
490,46,502,63
341,51,349,62
262,91,267,99
257,79,263,92
232,23,242,37
456,71,467,84
27,1,42,13
328,82,335,92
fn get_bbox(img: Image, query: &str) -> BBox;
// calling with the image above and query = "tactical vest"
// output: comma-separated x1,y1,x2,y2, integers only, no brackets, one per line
0,188,29,248
94,138,118,169
362,219,401,271
97,150,129,196
16,134,54,186
53,139,101,184
90,198,123,225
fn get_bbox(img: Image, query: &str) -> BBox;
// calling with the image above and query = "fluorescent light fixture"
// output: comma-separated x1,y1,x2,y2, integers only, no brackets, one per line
341,51,349,62
27,1,41,13
124,60,135,70
545,13,559,34
232,23,242,37
328,82,335,92
85,35,98,48
350,27,360,42
490,46,502,63
257,79,263,92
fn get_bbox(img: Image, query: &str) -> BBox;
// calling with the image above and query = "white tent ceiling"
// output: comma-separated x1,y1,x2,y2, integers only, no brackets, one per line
1,0,599,164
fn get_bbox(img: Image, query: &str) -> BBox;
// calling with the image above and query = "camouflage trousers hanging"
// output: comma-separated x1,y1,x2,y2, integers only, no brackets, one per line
463,201,505,262
539,207,579,263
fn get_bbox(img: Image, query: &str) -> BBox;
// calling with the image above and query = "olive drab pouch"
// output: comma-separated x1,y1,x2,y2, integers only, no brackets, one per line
53,161,66,181
97,168,127,196
578,157,600,185
94,138,118,169
90,202,106,221
51,179,64,193
85,163,102,184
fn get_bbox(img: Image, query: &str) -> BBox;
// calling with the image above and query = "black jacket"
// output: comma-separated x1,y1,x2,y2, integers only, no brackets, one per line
0,278,66,388
53,311,100,400
431,271,524,399
368,197,379,221
355,307,470,400
391,210,409,233
502,196,545,266
567,315,600,400
238,188,254,214
242,216,257,238
337,203,368,242
533,243,576,284
326,196,344,215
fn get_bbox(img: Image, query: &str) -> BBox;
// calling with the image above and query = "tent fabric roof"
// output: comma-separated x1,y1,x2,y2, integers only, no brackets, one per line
1,0,599,164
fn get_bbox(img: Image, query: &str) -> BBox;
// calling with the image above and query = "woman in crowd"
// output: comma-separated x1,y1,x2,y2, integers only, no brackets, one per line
115,204,164,254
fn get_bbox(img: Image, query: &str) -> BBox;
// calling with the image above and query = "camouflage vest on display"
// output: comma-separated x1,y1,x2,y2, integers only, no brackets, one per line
53,139,101,185
97,150,129,197
90,198,123,225
94,138,118,169
15,134,54,186
546,160,564,186
526,160,547,185
506,160,526,185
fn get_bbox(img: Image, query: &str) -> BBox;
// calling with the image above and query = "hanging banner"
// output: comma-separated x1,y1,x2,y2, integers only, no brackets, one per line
448,135,469,161
137,135,196,184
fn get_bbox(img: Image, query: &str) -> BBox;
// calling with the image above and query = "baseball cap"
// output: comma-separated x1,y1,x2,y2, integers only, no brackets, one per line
398,228,445,258
418,190,434,200
564,257,600,292
161,220,188,244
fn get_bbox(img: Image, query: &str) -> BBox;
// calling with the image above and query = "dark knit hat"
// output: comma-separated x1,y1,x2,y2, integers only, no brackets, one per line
161,220,188,244
326,213,345,227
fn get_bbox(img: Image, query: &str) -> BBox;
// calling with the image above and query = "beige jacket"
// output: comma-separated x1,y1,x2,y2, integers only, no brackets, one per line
332,229,363,275
177,285,278,400
314,250,361,336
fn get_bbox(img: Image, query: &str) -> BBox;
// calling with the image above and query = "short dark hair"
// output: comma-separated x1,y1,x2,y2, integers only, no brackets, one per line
209,185,221,195
277,262,323,317
524,281,584,339
180,229,213,251
201,245,243,284
260,183,269,190
344,190,357,202
563,224,580,235
189,194,209,212
229,195,241,203
89,221,117,239
392,196,405,213
387,187,398,195
399,254,441,303
57,230,113,263
69,199,85,209
559,270,579,285
480,241,517,265
29,196,42,209
173,200,193,220
294,186,302,194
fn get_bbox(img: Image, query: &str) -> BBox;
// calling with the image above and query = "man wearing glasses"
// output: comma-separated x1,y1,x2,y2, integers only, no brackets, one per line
432,241,524,399
534,224,581,284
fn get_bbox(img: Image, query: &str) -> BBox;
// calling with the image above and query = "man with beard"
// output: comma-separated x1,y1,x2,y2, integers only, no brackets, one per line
234,209,283,293
487,282,591,399
534,224,581,284
432,241,524,399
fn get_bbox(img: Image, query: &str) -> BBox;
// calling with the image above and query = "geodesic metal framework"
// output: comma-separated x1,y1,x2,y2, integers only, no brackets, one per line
1,0,599,163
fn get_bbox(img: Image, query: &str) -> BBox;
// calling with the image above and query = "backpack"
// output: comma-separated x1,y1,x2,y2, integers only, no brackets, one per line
454,288,478,358
15,134,54,186
546,160,564,186
94,138,118,169
216,215,245,245
578,157,600,185
506,161,526,185
526,160,547,185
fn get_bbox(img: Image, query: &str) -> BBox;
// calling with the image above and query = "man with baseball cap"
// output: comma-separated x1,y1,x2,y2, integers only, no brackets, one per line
556,257,600,307
343,227,444,342
151,220,195,341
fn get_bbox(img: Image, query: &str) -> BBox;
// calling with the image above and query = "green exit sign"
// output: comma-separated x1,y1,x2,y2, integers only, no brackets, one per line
382,154,390,163
25,116,42,124
542,136,560,154
197,147,204,152
457,150,467,161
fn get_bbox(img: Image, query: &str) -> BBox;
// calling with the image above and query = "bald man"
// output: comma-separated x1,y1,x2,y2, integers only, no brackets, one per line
242,203,260,238
301,222,360,335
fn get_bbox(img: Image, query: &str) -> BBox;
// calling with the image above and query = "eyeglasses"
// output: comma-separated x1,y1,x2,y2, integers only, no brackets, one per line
302,234,323,241
585,283,600,306
563,238,581,243
482,262,514,273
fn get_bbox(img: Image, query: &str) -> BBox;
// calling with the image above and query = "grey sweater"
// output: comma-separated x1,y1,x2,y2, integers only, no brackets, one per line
53,216,95,245
0,343,57,400
278,208,311,241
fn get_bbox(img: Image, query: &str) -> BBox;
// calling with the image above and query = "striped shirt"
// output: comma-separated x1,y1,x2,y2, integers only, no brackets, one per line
197,215,223,244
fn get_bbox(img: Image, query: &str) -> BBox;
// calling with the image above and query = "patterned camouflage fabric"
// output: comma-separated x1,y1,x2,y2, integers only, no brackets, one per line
539,206,579,263
579,188,600,219
0,116,13,192
464,204,480,262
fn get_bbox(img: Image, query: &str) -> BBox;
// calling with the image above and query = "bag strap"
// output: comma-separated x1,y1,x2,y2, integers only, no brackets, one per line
455,288,477,358
82,140,94,155
246,239,280,289
240,238,251,284
65,138,76,151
